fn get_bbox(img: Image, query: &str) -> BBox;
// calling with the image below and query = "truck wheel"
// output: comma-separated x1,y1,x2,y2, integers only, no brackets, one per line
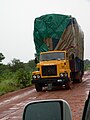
35,84,42,92
76,72,82,83
73,78,82,83
77,76,82,83
65,81,71,90
72,72,82,83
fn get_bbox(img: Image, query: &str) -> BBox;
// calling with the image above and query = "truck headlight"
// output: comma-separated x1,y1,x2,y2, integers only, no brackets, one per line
32,75,37,79
60,73,68,77
60,73,64,77
37,74,40,79
64,73,68,77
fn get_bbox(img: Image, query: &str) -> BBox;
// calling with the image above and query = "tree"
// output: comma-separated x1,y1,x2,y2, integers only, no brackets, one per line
8,58,25,72
28,60,36,70
84,59,90,70
0,53,5,63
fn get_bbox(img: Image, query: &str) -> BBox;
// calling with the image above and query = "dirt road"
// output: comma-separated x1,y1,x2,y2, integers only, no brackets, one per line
0,71,90,120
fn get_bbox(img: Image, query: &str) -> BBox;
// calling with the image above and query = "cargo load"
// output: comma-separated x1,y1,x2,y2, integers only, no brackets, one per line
34,14,84,60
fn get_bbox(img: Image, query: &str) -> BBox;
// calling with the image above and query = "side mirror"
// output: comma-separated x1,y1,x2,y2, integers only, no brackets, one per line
23,99,72,120
35,57,38,64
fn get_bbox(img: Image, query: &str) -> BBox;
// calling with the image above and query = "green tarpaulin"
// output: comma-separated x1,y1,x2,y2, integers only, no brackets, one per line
34,14,71,57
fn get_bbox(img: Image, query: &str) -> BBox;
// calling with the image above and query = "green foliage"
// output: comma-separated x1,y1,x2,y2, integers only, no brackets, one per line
25,60,37,71
0,64,6,74
84,59,90,71
0,79,18,96
16,68,31,88
0,71,19,96
0,59,36,96
0,53,5,63
8,58,25,72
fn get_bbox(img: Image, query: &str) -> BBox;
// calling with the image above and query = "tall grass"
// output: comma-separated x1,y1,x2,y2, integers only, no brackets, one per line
0,69,32,96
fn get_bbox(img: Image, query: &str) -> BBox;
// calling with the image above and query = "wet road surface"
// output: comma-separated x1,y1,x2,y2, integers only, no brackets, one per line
0,71,90,120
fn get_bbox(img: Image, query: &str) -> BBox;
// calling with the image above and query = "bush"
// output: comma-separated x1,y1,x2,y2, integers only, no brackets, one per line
84,59,90,71
0,59,36,96
16,68,31,88
0,74,19,96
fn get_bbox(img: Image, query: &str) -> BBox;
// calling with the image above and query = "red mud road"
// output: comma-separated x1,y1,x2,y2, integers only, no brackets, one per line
0,71,90,120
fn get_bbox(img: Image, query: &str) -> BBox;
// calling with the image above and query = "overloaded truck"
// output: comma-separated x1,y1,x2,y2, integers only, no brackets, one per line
32,14,84,92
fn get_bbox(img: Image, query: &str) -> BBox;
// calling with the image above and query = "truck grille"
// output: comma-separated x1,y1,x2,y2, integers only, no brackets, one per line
42,65,57,76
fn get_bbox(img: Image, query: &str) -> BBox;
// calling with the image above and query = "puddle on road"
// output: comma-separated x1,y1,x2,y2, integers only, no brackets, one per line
9,107,19,110
0,89,35,106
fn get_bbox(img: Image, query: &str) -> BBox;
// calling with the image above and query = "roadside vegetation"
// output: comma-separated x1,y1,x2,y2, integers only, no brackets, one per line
84,59,90,71
0,53,90,96
0,53,36,96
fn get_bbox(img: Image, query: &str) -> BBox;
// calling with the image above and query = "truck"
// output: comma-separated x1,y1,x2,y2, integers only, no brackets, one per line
32,14,84,92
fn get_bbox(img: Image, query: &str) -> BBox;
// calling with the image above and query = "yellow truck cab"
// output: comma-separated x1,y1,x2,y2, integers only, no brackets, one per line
32,50,71,91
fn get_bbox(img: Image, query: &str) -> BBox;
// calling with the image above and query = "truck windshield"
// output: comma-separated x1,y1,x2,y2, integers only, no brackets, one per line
40,52,65,61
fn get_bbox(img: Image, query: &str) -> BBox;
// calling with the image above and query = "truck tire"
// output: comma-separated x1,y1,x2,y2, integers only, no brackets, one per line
72,71,82,83
74,72,82,83
73,78,82,83
35,83,42,92
77,71,82,83
65,81,71,90
77,76,82,83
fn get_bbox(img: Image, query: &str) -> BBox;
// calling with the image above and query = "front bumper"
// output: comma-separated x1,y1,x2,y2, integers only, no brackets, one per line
32,77,70,85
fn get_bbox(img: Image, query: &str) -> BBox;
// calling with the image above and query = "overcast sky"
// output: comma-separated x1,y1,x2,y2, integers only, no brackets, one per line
0,0,90,64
